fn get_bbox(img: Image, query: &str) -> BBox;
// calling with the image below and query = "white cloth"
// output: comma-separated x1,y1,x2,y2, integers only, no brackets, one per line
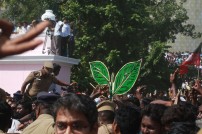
61,23,70,37
16,26,27,34
27,25,32,31
7,119,21,133
54,21,63,36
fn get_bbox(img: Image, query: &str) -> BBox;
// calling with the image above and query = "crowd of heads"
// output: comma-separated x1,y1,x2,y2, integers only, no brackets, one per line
1,77,202,134
2,18,202,133
13,20,39,34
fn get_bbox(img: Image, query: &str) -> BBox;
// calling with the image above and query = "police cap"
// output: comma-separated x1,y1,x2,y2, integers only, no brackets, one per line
97,100,116,112
37,91,60,104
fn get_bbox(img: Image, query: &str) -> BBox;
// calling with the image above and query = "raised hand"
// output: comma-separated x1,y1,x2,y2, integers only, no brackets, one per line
136,85,146,93
135,85,146,100
69,82,78,87
193,79,202,95
90,84,109,99
170,68,179,83
169,68,179,99
0,20,50,58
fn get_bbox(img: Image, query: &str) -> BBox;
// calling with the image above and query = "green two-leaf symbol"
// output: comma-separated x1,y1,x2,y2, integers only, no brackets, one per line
89,61,110,85
113,60,142,95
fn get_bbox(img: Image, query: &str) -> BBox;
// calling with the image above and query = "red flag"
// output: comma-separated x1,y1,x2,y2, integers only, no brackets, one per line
179,43,202,75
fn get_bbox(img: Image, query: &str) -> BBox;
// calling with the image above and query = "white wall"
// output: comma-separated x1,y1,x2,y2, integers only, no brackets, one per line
0,34,79,96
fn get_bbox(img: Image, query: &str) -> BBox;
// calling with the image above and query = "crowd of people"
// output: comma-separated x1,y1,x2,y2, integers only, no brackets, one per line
13,20,38,34
1,66,202,134
2,19,202,134
165,51,202,69
12,17,75,57
50,17,75,57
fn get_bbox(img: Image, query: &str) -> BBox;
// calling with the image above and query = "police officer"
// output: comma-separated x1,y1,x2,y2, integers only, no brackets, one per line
21,61,73,101
97,100,116,134
22,92,60,134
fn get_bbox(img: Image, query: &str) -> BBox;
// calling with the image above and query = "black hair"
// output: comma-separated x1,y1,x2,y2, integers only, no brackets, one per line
98,110,115,124
114,105,141,134
141,104,167,125
162,102,197,128
0,101,13,132
53,93,98,129
35,101,53,115
13,100,32,119
13,90,23,102
0,88,6,102
167,122,199,134
178,101,198,120
17,100,32,113
125,96,140,107
53,63,61,72
52,63,61,76
141,97,153,108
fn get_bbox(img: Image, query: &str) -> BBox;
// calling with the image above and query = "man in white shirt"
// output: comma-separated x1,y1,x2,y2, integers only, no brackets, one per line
61,18,71,57
51,17,63,55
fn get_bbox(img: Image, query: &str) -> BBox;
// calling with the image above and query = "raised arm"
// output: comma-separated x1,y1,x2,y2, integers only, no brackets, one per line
169,68,178,100
54,77,77,87
193,79,202,95
0,20,50,58
21,72,35,94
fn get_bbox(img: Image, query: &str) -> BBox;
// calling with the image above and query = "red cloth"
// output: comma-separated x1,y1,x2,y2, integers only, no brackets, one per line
179,64,189,74
179,43,201,75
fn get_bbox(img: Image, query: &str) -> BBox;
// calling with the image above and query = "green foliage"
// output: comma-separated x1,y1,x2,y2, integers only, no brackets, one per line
68,0,198,92
139,41,170,91
2,0,200,92
113,60,142,95
89,61,110,85
89,60,142,96
1,0,63,23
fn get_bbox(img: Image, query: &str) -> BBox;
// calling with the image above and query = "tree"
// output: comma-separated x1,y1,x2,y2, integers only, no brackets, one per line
1,0,200,92
1,0,63,23
139,41,170,92
62,0,199,92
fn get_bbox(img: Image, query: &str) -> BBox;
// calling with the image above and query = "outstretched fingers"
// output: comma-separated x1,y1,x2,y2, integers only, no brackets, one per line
0,39,43,57
0,20,14,38
11,21,51,44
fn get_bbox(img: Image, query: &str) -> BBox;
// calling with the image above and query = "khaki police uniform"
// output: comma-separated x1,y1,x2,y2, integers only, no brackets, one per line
0,129,4,134
21,114,54,134
24,70,58,97
97,100,116,134
98,124,113,134
22,92,59,134
198,129,202,134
